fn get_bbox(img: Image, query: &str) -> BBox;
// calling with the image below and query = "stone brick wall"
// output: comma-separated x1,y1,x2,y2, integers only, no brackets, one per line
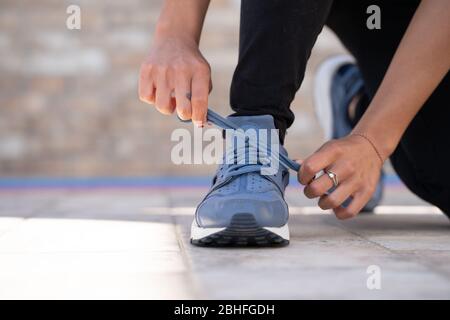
0,0,346,177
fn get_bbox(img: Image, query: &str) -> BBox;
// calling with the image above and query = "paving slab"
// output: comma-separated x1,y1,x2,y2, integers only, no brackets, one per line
0,191,197,299
0,189,449,299
175,211,450,299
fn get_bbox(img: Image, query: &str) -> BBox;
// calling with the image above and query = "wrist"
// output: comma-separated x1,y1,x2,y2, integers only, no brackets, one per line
154,0,206,46
351,125,399,161
155,21,199,45
349,132,386,165
351,99,407,160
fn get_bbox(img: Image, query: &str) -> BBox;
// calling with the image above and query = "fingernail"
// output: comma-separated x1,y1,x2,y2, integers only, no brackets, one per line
194,121,203,128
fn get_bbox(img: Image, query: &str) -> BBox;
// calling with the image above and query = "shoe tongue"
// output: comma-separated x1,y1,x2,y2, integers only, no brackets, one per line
226,115,276,130
221,114,288,176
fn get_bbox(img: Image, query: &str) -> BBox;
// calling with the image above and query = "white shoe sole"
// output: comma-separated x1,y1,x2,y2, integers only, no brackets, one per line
190,215,289,247
313,55,354,141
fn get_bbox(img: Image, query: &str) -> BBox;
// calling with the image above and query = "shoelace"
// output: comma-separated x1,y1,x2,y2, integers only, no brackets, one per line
178,109,301,172
178,110,353,206
221,137,268,179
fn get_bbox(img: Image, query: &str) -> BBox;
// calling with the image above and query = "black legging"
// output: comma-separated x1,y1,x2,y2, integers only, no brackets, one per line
229,0,450,214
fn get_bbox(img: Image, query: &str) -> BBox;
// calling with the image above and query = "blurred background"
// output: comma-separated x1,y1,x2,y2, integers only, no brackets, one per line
0,0,349,178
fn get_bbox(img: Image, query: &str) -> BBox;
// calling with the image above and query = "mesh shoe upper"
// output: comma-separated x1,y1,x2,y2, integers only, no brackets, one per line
195,115,290,228
331,62,383,211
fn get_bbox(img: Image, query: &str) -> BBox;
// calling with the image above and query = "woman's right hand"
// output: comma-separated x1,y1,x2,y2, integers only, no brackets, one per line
139,35,212,126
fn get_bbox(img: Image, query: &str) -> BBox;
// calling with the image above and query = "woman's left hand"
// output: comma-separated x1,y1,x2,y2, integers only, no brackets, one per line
298,135,383,219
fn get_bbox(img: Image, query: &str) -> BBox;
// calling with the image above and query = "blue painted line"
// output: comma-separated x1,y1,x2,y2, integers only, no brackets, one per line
0,174,402,189
0,177,209,188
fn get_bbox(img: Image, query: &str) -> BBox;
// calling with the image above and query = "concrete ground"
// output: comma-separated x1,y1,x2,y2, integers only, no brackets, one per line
0,182,449,300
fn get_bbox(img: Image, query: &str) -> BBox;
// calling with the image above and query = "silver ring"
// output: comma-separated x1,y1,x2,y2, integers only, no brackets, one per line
325,169,339,187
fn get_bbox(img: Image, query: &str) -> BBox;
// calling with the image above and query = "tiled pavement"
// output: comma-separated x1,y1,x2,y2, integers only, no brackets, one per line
0,185,449,299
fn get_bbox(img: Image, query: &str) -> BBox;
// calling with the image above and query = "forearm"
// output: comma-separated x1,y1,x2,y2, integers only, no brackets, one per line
353,0,450,160
155,0,210,44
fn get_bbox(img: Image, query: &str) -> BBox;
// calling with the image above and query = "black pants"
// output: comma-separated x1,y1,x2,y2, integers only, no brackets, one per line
230,0,450,214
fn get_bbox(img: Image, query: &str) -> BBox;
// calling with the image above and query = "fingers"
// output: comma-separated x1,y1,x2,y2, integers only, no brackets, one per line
304,172,334,199
333,189,373,220
174,73,192,120
138,64,155,104
191,65,210,126
317,179,357,210
303,161,354,199
138,37,212,123
298,141,342,185
154,69,176,115
139,62,210,123
298,136,382,219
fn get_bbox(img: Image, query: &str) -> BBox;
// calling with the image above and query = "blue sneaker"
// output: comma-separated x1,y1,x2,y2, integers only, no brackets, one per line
190,115,290,247
314,55,383,212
